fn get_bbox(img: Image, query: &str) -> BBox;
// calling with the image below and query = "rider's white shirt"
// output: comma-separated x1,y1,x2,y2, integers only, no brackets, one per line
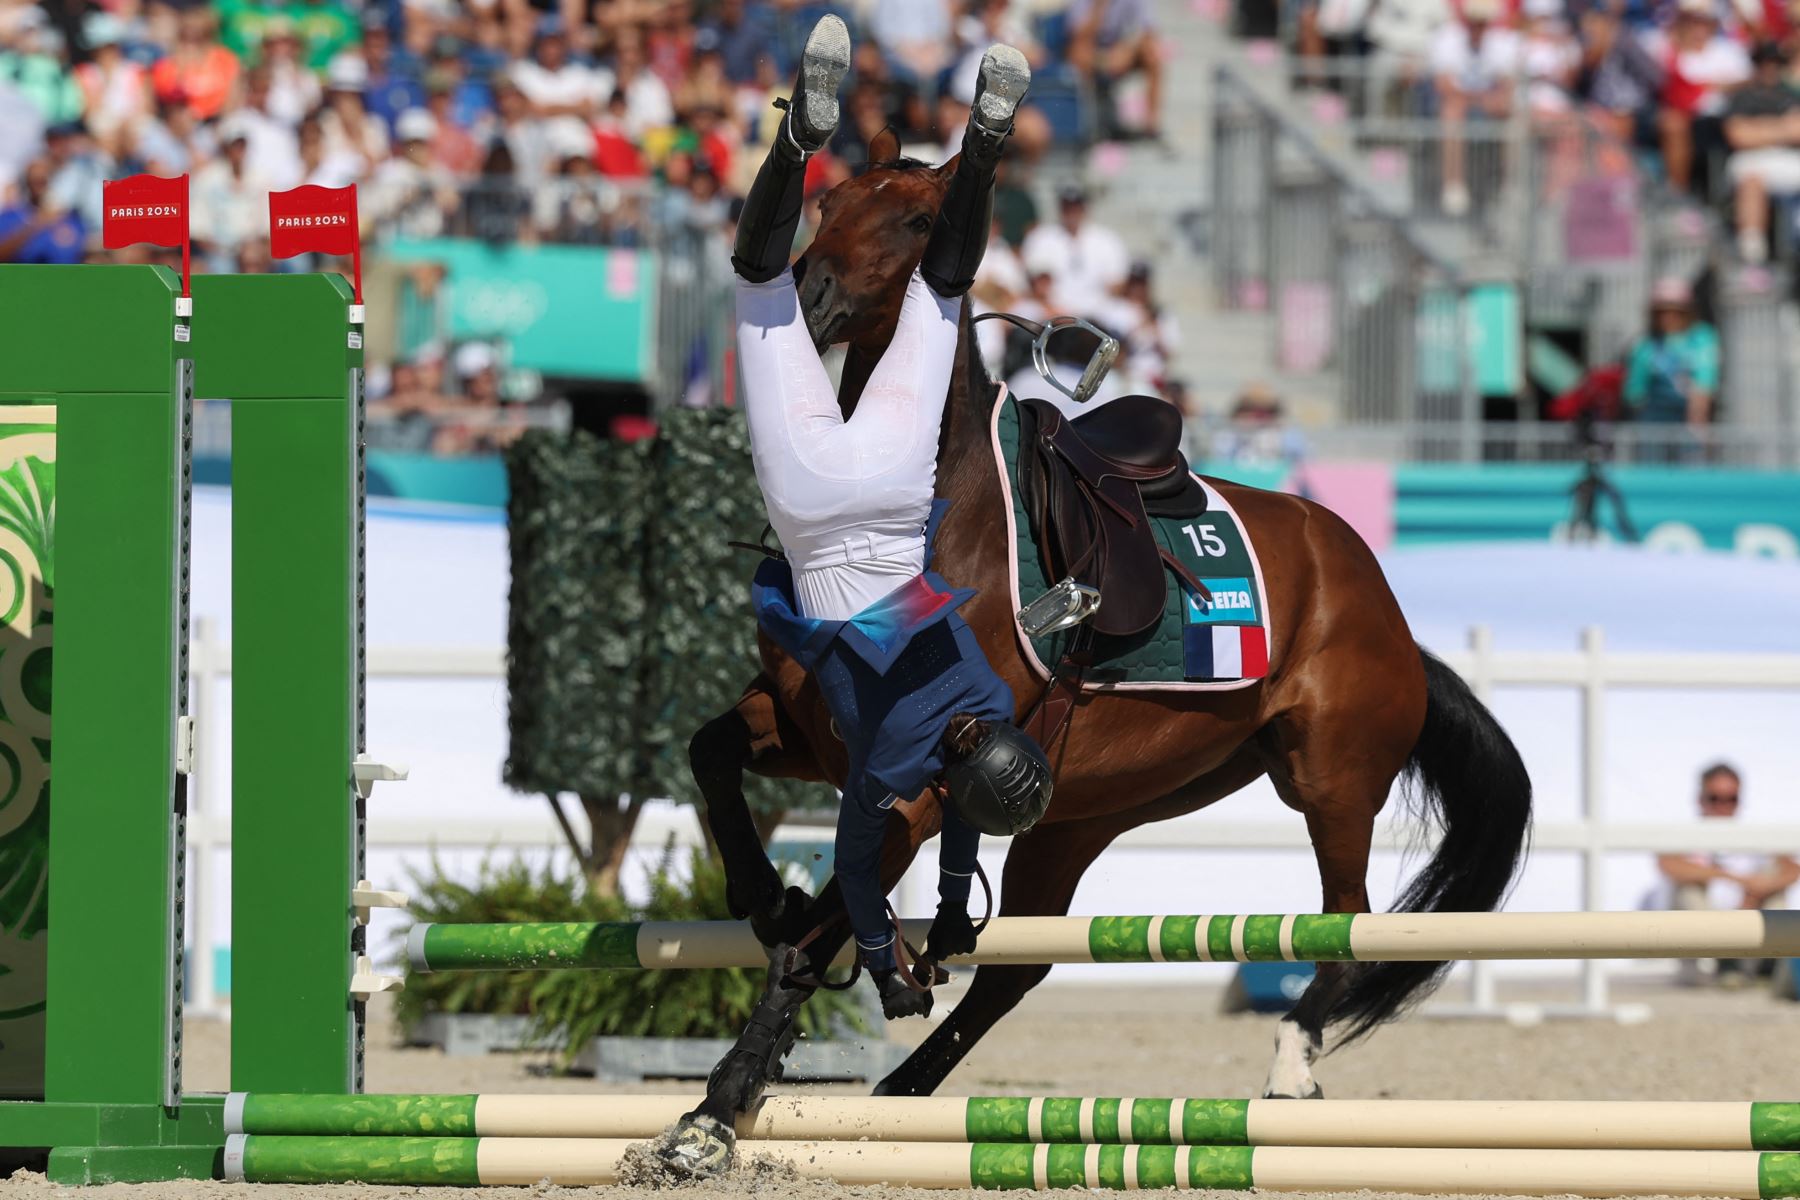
736,267,962,621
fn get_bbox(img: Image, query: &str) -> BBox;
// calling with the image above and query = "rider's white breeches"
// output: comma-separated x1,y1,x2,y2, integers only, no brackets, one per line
735,267,960,621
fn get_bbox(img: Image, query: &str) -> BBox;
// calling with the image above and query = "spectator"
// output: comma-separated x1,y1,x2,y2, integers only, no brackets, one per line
364,107,457,238
673,30,735,118
1519,0,1582,115
491,75,551,186
360,9,427,133
233,66,304,190
1649,763,1798,985
258,19,324,127
462,137,532,242
320,53,390,175
3,8,85,127
871,0,956,91
1366,0,1455,106
1430,0,1520,216
1069,0,1165,139
190,115,272,269
291,0,363,72
1622,277,1720,426
511,15,605,123
1099,259,1181,394
611,24,674,138
41,120,109,234
150,8,240,121
424,70,484,177
1646,0,1751,193
1724,41,1800,263
1020,183,1130,319
1573,6,1664,145
1212,383,1307,464
73,12,152,141
698,0,771,86
0,156,84,264
593,88,649,177
296,112,361,187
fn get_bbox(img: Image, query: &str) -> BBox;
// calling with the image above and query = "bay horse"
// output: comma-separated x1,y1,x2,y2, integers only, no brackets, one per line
675,129,1531,1167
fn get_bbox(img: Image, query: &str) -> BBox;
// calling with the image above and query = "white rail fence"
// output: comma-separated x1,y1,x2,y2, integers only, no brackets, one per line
182,624,1800,1021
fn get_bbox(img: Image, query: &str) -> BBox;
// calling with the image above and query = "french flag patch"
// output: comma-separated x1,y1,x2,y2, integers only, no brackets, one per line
1183,623,1270,681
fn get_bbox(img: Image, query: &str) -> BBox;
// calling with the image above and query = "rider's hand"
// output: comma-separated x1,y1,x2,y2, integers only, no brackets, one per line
872,967,934,1020
925,901,979,962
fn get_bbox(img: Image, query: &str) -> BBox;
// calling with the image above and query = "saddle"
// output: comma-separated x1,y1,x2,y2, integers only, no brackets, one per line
1015,394,1210,639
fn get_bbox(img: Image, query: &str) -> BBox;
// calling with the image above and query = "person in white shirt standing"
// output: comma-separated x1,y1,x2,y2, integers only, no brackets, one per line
1019,183,1130,320
1429,0,1521,216
1650,763,1798,985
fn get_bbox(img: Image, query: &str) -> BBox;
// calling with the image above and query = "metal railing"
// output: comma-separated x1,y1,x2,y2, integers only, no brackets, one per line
181,622,1800,1021
1212,59,1482,430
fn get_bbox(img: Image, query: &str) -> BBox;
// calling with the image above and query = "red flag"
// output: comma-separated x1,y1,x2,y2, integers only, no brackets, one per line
103,173,190,295
269,184,362,303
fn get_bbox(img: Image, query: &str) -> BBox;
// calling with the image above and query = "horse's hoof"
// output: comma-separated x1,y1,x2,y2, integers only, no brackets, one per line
660,1116,736,1178
1261,1083,1325,1100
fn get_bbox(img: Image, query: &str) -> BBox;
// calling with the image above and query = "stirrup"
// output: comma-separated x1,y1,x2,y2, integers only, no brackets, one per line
1019,577,1103,637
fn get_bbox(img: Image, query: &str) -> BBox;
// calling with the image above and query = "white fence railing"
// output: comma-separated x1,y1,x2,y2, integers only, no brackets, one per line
183,624,1800,1020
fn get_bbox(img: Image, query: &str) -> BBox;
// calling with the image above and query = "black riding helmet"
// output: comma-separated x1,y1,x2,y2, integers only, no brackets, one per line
941,720,1053,836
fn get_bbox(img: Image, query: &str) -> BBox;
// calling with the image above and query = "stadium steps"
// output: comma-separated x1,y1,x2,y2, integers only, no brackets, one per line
1070,0,1342,426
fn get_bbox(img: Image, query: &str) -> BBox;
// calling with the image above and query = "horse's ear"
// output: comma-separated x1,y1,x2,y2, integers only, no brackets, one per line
869,125,900,165
938,152,962,178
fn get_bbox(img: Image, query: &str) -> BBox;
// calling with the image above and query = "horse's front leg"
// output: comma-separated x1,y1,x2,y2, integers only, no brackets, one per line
663,793,940,1177
690,673,829,945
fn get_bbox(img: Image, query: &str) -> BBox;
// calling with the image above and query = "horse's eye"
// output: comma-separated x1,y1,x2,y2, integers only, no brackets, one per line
909,213,932,234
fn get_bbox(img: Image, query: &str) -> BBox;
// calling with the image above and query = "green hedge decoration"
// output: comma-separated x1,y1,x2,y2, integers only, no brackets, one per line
504,411,816,819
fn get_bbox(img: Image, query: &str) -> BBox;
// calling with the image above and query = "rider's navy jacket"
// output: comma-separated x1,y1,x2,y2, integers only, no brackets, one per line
750,500,1013,966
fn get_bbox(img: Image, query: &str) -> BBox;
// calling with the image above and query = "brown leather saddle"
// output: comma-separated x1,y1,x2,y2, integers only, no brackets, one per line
1015,394,1210,639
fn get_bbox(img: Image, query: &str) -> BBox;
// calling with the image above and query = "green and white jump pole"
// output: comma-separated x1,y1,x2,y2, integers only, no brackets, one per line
407,909,1800,972
223,1135,1800,1196
224,1093,1800,1152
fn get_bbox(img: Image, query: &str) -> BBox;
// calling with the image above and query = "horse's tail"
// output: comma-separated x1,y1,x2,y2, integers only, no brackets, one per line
1328,646,1532,1044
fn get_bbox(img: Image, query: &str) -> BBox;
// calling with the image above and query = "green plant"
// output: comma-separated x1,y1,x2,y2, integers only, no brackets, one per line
394,847,870,1068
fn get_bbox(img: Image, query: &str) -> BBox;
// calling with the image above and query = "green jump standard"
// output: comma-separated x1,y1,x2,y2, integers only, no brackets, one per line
225,1135,1800,1196
407,910,1800,972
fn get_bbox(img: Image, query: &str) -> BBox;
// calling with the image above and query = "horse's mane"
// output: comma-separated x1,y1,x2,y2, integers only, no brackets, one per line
862,155,933,173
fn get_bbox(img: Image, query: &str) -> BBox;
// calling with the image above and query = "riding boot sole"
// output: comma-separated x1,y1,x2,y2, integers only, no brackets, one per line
972,44,1032,135
793,15,851,151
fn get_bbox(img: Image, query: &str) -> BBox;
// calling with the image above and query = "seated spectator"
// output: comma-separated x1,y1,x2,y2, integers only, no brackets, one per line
74,13,153,141
1069,0,1165,139
610,24,674,139
698,0,772,86
359,10,428,133
364,107,458,239
1573,6,1664,146
150,8,240,121
871,0,956,94
0,156,84,264
1020,184,1131,319
1099,260,1181,395
462,137,533,243
2,7,85,127
1645,0,1751,193
593,88,649,178
491,75,551,185
1648,763,1798,985
1519,0,1581,115
1724,40,1800,263
673,28,735,118
424,69,485,178
1622,277,1719,425
1365,0,1454,109
511,15,605,124
291,0,362,72
257,18,323,127
233,65,305,190
1430,0,1521,216
1212,383,1307,464
296,112,362,187
320,53,391,176
190,115,273,270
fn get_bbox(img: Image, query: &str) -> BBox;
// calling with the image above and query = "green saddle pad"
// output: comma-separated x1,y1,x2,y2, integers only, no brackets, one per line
993,394,1270,689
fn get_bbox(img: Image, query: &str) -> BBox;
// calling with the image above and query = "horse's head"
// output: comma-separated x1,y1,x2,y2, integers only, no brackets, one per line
795,128,955,355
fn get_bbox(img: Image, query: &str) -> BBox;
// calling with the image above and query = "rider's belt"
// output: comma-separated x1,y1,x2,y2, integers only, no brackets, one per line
791,530,925,570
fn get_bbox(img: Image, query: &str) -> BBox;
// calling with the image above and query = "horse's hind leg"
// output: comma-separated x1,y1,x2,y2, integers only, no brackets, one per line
1257,711,1407,1100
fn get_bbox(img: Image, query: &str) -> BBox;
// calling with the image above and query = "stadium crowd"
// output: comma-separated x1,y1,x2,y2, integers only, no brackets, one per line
1272,0,1800,263
0,0,1182,445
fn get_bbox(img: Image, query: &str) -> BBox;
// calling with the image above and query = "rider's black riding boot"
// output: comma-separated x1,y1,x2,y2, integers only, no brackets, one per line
920,45,1032,298
731,14,849,283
